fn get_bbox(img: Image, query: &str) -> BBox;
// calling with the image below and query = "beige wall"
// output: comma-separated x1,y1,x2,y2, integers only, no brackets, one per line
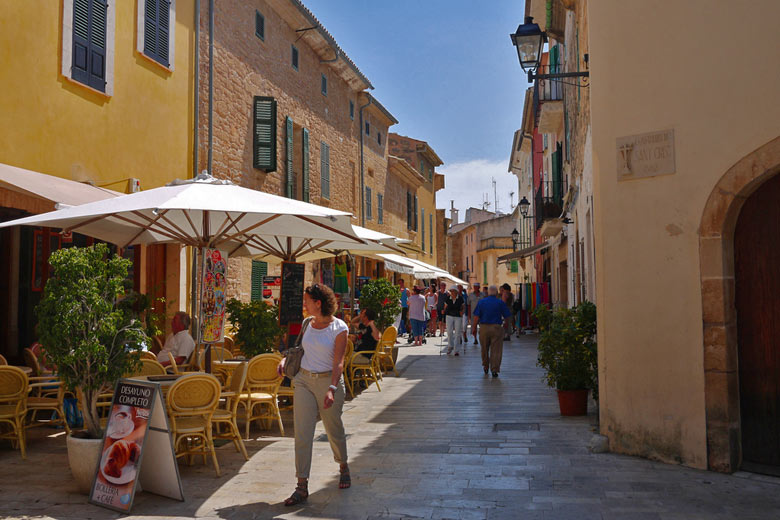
589,0,780,468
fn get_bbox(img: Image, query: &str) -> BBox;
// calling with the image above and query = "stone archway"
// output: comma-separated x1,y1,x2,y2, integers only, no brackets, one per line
699,136,780,472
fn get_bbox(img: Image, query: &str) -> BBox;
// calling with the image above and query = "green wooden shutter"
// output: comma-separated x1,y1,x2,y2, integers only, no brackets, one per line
378,193,383,224
302,128,310,202
285,117,294,198
429,213,433,254
421,208,425,251
511,260,519,273
251,260,267,301
320,142,330,199
413,195,418,231
483,261,487,285
406,191,412,229
252,96,276,171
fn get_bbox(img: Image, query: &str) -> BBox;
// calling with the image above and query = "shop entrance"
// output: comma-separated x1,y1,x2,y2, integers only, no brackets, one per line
735,172,780,475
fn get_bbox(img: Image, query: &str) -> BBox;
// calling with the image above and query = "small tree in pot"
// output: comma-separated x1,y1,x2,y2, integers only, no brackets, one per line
36,243,146,439
533,301,597,415
225,299,285,357
358,278,401,331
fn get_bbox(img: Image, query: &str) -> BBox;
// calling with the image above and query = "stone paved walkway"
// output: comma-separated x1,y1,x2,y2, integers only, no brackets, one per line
2,334,780,519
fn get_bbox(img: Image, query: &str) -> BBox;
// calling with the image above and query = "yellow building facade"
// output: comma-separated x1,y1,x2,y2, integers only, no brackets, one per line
0,0,196,360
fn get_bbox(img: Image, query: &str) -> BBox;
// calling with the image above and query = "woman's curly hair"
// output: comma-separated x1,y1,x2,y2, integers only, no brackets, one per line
304,284,337,316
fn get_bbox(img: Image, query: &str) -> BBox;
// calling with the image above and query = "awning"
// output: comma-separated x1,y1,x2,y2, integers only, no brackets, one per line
382,258,415,275
400,257,469,286
0,162,120,209
376,253,436,278
497,242,550,262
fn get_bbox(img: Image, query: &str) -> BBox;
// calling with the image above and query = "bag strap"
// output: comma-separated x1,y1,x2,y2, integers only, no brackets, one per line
294,317,314,349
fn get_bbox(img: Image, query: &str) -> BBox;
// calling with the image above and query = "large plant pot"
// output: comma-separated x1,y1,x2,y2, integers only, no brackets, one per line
556,389,588,416
67,434,103,494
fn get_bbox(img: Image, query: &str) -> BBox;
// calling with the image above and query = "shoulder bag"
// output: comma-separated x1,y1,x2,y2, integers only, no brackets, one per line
283,317,312,378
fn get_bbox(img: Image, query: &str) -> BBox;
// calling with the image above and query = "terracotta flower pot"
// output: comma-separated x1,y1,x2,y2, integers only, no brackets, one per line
556,389,588,416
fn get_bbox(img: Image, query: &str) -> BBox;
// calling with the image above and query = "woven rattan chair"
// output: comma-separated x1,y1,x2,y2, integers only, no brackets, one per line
0,354,7,365
238,353,284,438
166,352,181,375
223,336,237,355
26,375,70,435
347,339,382,396
212,361,249,460
0,366,29,458
23,348,52,377
166,373,222,476
342,339,355,397
152,336,164,355
139,359,167,376
139,351,158,361
375,326,399,377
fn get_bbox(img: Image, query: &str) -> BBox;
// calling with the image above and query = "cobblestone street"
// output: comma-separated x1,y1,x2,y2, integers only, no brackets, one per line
2,334,780,519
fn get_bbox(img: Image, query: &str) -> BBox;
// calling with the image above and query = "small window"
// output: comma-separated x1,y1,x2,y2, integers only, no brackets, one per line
291,45,299,70
377,132,382,145
321,74,327,96
349,100,354,120
320,142,330,199
378,194,384,224
141,0,173,68
255,10,265,40
365,187,372,220
365,122,370,136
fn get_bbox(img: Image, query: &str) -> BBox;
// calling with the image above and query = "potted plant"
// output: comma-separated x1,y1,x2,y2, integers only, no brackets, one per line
533,301,597,416
36,243,146,492
359,278,401,361
225,299,285,357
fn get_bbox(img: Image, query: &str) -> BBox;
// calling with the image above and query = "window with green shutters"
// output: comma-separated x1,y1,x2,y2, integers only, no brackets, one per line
377,193,383,224
406,191,412,229
255,10,264,40
483,261,488,285
251,260,267,301
143,0,171,67
301,128,310,202
511,260,519,273
413,196,418,231
252,96,276,171
365,187,372,220
429,213,433,254
320,142,330,199
421,208,425,251
72,0,108,92
285,117,294,198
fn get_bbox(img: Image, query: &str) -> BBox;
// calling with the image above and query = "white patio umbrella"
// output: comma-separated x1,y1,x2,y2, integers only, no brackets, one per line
0,173,364,260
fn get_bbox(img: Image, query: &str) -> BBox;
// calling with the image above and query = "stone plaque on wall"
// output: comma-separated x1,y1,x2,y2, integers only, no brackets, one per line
616,129,675,181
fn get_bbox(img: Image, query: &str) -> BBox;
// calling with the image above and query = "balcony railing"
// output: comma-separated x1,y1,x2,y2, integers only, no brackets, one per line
535,180,565,230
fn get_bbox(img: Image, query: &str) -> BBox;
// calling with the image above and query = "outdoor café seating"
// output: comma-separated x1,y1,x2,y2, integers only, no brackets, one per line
212,361,249,460
26,375,71,436
134,359,167,377
238,353,284,438
0,354,7,365
0,366,29,458
139,351,158,361
166,373,222,477
347,338,382,397
23,348,52,377
375,326,399,377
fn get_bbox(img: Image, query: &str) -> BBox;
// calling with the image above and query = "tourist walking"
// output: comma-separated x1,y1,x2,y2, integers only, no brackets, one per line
425,285,438,336
458,285,469,343
408,286,427,346
467,284,483,345
472,285,511,377
500,283,514,341
436,281,448,337
443,286,465,356
278,284,350,506
398,279,409,338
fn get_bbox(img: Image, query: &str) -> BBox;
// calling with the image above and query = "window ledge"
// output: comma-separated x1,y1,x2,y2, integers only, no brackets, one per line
63,75,111,99
136,51,173,73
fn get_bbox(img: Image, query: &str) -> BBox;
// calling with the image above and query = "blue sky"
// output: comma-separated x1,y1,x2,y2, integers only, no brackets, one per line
303,0,530,215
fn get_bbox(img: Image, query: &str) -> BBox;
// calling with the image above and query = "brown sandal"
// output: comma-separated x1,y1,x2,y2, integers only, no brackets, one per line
284,482,308,506
339,468,351,489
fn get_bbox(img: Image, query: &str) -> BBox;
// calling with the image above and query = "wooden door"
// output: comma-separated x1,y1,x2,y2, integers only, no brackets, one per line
736,172,780,474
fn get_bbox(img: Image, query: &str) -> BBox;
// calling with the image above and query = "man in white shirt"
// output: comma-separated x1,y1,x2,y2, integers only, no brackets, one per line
157,311,196,366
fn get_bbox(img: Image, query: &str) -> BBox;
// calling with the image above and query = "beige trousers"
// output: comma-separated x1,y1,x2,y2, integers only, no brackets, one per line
293,371,348,479
479,324,504,373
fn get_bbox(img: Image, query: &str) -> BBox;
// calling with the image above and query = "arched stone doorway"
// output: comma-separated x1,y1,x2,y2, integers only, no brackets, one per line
699,136,780,472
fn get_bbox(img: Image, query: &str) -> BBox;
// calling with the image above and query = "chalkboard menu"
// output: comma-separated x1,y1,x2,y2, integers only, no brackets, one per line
279,262,305,326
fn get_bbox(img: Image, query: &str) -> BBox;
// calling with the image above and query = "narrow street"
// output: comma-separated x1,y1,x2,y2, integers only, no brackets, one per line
2,334,780,519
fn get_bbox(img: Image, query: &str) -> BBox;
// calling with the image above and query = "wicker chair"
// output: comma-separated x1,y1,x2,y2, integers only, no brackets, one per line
0,354,7,365
27,375,71,435
166,352,180,375
347,340,382,396
139,359,167,376
238,353,284,438
139,351,158,361
374,326,399,377
23,348,52,377
0,366,29,458
152,336,165,355
223,336,237,355
212,361,249,460
166,373,222,477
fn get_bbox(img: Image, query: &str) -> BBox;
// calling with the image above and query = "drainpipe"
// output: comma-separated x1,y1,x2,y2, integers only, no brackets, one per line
207,0,214,174
190,0,202,331
358,96,372,228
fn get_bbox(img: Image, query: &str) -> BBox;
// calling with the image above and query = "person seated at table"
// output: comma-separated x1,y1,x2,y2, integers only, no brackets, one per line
157,312,196,367
352,309,380,357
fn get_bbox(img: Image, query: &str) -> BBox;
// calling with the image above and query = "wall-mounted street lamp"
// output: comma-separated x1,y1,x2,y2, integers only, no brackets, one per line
511,228,520,251
510,17,589,83
518,195,531,217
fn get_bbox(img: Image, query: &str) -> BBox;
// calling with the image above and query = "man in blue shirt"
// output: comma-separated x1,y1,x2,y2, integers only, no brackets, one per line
472,285,511,377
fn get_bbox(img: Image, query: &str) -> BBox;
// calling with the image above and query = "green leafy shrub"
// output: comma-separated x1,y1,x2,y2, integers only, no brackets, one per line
36,243,146,438
533,301,598,399
225,299,285,357
359,278,401,331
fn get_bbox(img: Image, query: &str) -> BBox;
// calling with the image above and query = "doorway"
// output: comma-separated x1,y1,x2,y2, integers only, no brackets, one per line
735,172,780,475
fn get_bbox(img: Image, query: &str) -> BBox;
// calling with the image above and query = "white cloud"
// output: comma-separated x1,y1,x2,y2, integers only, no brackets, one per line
436,158,519,217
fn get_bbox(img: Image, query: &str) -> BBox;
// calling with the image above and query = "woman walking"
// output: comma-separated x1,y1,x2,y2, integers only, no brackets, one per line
425,285,438,336
278,284,350,506
408,286,427,346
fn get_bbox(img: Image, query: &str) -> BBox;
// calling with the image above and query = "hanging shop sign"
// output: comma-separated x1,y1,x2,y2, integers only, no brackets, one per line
200,248,228,343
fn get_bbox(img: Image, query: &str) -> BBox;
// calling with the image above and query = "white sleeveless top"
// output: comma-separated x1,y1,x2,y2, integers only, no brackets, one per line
300,317,349,373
